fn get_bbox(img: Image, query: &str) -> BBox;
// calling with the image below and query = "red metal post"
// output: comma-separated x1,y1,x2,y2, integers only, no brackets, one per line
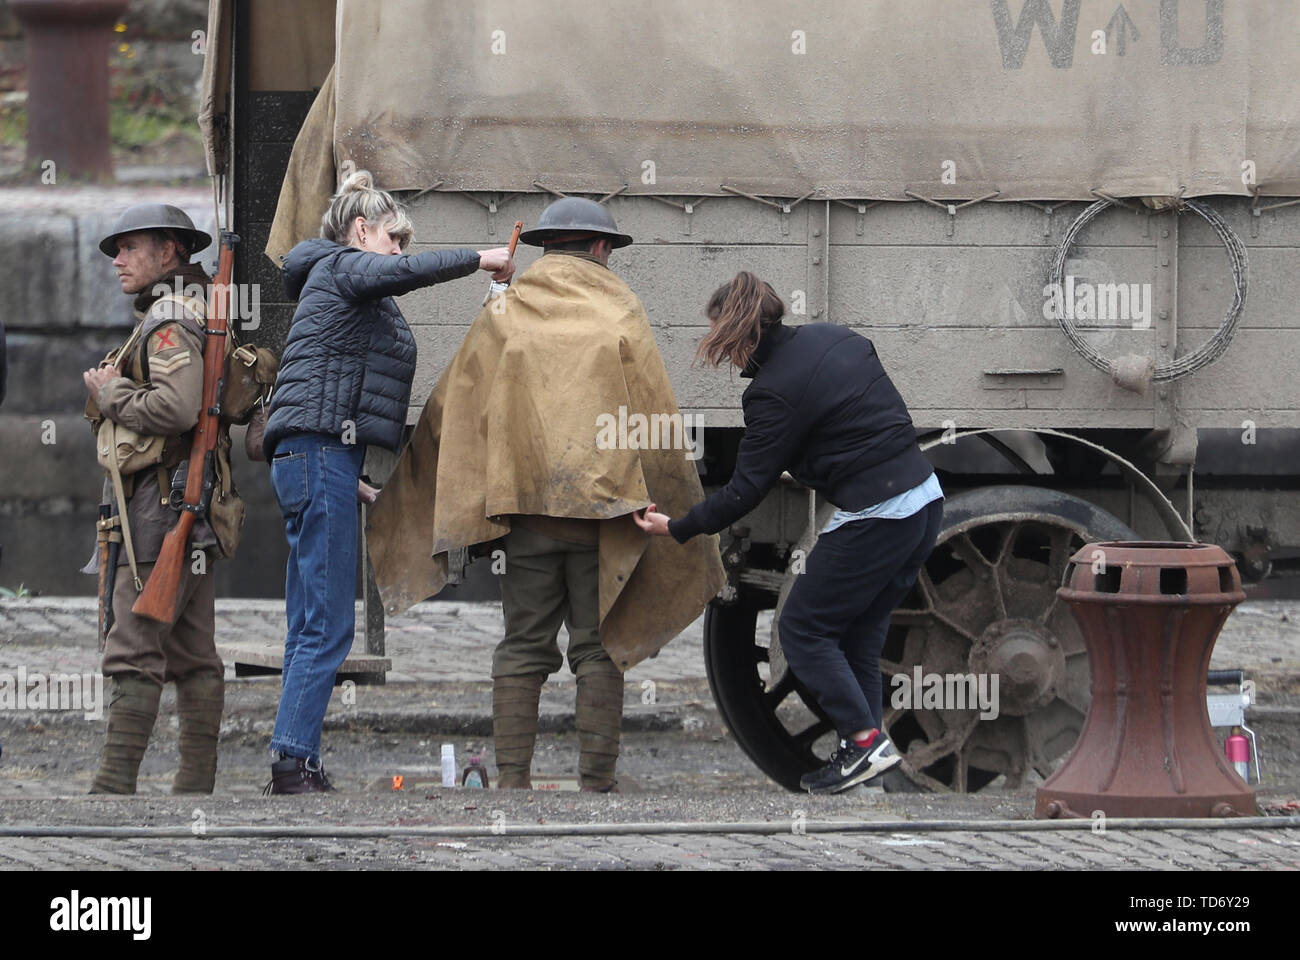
11,0,130,181
1036,541,1256,819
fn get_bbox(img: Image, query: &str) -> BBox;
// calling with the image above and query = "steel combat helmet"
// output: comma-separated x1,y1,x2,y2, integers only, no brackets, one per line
98,203,212,258
519,196,633,248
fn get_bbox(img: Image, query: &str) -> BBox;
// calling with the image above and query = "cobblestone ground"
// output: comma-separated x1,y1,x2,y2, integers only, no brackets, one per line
2,598,1298,870
1,793,1298,870
0,598,711,683
4,597,1298,687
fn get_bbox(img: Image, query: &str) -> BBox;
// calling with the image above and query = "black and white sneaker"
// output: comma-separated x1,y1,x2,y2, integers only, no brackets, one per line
801,733,902,794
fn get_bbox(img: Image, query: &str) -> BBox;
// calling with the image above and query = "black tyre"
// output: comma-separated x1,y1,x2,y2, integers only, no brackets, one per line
703,485,1139,792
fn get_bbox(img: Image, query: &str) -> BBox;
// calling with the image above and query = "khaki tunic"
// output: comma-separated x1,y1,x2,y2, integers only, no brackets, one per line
92,277,222,683
96,294,219,564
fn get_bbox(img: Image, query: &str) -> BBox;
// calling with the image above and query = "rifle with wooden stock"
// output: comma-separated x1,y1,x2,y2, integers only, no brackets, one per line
131,231,239,623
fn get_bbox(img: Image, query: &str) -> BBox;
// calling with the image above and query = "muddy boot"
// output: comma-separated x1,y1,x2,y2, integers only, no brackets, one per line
576,665,624,792
89,674,162,795
172,673,224,794
263,755,335,795
493,674,545,789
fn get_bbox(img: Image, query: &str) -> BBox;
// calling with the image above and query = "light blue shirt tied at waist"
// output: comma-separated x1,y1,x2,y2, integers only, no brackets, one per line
821,472,944,534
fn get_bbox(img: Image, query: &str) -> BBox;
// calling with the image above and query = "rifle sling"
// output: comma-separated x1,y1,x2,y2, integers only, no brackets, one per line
104,420,144,593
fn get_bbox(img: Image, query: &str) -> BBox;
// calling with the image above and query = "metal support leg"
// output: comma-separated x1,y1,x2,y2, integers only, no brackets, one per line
358,445,399,685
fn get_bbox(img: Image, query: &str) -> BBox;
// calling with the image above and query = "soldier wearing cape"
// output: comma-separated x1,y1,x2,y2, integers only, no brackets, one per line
366,198,725,790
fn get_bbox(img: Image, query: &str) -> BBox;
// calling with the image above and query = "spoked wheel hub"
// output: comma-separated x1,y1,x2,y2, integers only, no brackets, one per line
703,485,1140,793
967,618,1064,717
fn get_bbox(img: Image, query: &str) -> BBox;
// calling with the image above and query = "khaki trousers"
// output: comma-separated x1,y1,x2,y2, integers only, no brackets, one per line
101,557,222,685
493,523,613,679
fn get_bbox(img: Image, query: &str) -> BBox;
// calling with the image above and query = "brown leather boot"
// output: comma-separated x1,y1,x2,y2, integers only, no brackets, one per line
492,674,545,789
576,665,624,792
173,673,224,794
90,674,162,795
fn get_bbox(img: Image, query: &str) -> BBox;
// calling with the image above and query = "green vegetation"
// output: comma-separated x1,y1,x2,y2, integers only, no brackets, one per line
1,53,202,159
0,102,25,146
109,102,199,152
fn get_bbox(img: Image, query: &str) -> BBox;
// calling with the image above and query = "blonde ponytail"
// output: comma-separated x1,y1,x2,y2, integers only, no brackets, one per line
320,169,414,249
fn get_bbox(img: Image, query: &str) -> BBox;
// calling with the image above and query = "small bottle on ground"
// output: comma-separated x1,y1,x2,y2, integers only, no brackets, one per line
440,744,456,786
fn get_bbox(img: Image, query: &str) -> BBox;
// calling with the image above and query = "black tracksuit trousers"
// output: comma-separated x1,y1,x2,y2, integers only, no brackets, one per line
777,498,943,738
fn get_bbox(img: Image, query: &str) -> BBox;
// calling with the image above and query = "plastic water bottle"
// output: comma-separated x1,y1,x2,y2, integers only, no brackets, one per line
441,744,456,787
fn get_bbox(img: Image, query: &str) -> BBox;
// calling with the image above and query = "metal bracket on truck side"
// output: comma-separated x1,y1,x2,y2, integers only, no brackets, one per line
1151,207,1182,450
647,194,711,235
715,526,752,605
808,201,829,320
718,185,815,237
831,198,882,237
903,190,1001,237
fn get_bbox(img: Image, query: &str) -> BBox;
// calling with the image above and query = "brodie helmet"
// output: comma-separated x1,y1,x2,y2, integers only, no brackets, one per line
518,196,633,248
99,203,212,258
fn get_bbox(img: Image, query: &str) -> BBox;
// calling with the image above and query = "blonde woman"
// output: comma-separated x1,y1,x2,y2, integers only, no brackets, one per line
262,171,513,793
636,272,943,794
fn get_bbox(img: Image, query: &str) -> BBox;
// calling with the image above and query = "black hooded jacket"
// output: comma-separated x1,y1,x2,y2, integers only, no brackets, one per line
669,322,934,543
263,238,480,458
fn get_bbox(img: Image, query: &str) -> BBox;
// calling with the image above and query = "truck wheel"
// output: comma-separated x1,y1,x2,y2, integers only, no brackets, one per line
703,485,1138,792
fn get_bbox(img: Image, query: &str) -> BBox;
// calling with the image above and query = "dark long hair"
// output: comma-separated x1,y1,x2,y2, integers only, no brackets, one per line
695,272,786,370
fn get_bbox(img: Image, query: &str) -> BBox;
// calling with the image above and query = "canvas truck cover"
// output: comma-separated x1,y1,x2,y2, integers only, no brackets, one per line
308,0,1299,202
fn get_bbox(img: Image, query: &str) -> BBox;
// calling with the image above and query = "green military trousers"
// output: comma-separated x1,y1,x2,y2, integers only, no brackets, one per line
493,520,614,679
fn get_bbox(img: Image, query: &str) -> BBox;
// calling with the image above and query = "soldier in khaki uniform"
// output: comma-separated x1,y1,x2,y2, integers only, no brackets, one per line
488,202,648,793
82,203,224,795
369,197,725,795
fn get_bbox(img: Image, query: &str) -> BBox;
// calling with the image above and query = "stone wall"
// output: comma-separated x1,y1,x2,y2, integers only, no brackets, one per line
0,185,287,598
0,2,294,599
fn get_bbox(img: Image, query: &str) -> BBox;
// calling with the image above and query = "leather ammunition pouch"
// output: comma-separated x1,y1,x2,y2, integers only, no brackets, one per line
89,319,168,478
97,419,167,478
208,430,246,558
223,341,278,425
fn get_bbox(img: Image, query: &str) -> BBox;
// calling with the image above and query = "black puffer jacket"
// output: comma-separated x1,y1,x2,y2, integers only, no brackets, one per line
669,322,934,543
264,238,480,458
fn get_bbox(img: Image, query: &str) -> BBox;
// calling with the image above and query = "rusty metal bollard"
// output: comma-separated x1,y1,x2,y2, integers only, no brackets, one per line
1035,541,1255,819
11,0,130,181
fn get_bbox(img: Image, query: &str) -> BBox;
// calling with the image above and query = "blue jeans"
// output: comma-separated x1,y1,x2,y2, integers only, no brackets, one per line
268,432,364,762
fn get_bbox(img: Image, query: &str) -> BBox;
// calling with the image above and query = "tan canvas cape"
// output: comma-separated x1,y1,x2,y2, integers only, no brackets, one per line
366,253,726,671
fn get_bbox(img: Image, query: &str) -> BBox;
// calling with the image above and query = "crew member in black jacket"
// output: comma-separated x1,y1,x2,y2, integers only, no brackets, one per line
636,272,943,793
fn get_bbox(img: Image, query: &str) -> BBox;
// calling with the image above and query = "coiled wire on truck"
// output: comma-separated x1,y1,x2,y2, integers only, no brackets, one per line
1048,197,1248,383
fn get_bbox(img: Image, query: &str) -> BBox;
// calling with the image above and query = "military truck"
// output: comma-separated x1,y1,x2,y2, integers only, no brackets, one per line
202,0,1300,792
